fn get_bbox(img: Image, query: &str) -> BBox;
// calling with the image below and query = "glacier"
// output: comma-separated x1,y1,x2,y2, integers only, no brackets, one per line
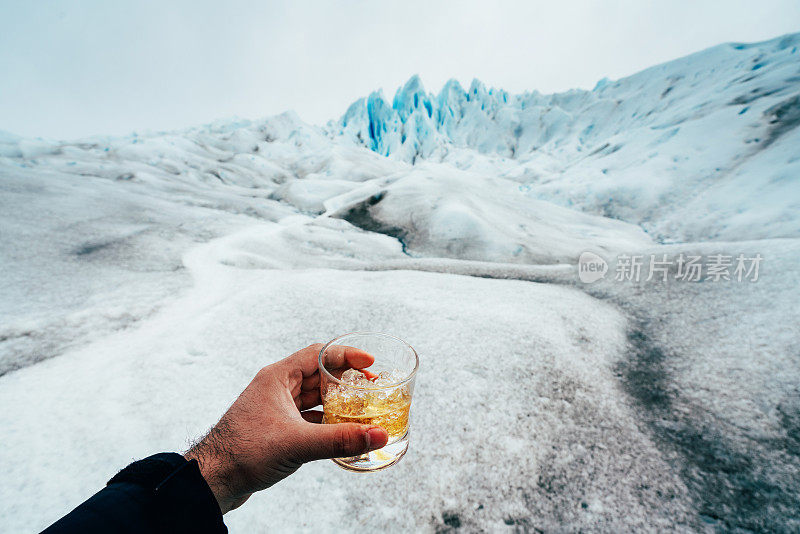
335,34,800,243
1,32,799,532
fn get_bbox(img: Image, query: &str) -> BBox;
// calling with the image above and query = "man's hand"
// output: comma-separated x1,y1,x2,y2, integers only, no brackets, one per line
184,344,389,514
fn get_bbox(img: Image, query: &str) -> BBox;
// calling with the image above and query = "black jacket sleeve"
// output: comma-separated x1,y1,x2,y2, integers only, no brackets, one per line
42,453,227,534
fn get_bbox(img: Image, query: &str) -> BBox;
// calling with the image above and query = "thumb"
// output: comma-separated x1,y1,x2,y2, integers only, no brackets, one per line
295,422,389,462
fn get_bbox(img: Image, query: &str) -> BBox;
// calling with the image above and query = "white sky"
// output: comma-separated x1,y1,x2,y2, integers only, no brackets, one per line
1,0,798,139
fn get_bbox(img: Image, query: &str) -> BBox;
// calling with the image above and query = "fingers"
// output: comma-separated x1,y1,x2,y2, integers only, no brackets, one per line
300,409,323,423
301,372,320,392
273,343,376,398
326,344,375,371
281,343,375,391
294,389,321,411
361,369,378,380
285,343,374,376
276,343,323,380
293,422,389,462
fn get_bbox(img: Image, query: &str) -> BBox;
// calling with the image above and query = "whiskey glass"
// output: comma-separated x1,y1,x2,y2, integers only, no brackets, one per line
318,332,419,471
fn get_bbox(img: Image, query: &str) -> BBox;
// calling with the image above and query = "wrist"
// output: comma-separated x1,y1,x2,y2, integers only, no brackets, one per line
184,451,230,513
185,429,242,514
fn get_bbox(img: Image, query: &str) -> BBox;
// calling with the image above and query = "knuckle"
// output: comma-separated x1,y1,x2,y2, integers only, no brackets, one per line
255,365,271,380
334,425,362,456
287,368,303,386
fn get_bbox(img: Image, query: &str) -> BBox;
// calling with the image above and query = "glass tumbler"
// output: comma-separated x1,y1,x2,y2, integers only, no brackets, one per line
318,332,419,471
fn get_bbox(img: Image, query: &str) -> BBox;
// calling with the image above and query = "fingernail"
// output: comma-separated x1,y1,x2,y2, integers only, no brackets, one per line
365,427,386,450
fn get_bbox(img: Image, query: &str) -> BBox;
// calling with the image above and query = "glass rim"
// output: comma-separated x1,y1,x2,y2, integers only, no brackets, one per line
317,331,419,390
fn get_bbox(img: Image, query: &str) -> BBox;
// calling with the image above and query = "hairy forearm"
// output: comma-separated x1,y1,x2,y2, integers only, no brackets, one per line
185,421,243,514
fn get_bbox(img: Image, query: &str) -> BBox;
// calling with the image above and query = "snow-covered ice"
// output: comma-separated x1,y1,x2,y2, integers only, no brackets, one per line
1,32,799,532
336,33,800,243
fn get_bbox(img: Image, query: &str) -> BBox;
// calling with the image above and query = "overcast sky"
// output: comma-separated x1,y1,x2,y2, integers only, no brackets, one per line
1,0,798,139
